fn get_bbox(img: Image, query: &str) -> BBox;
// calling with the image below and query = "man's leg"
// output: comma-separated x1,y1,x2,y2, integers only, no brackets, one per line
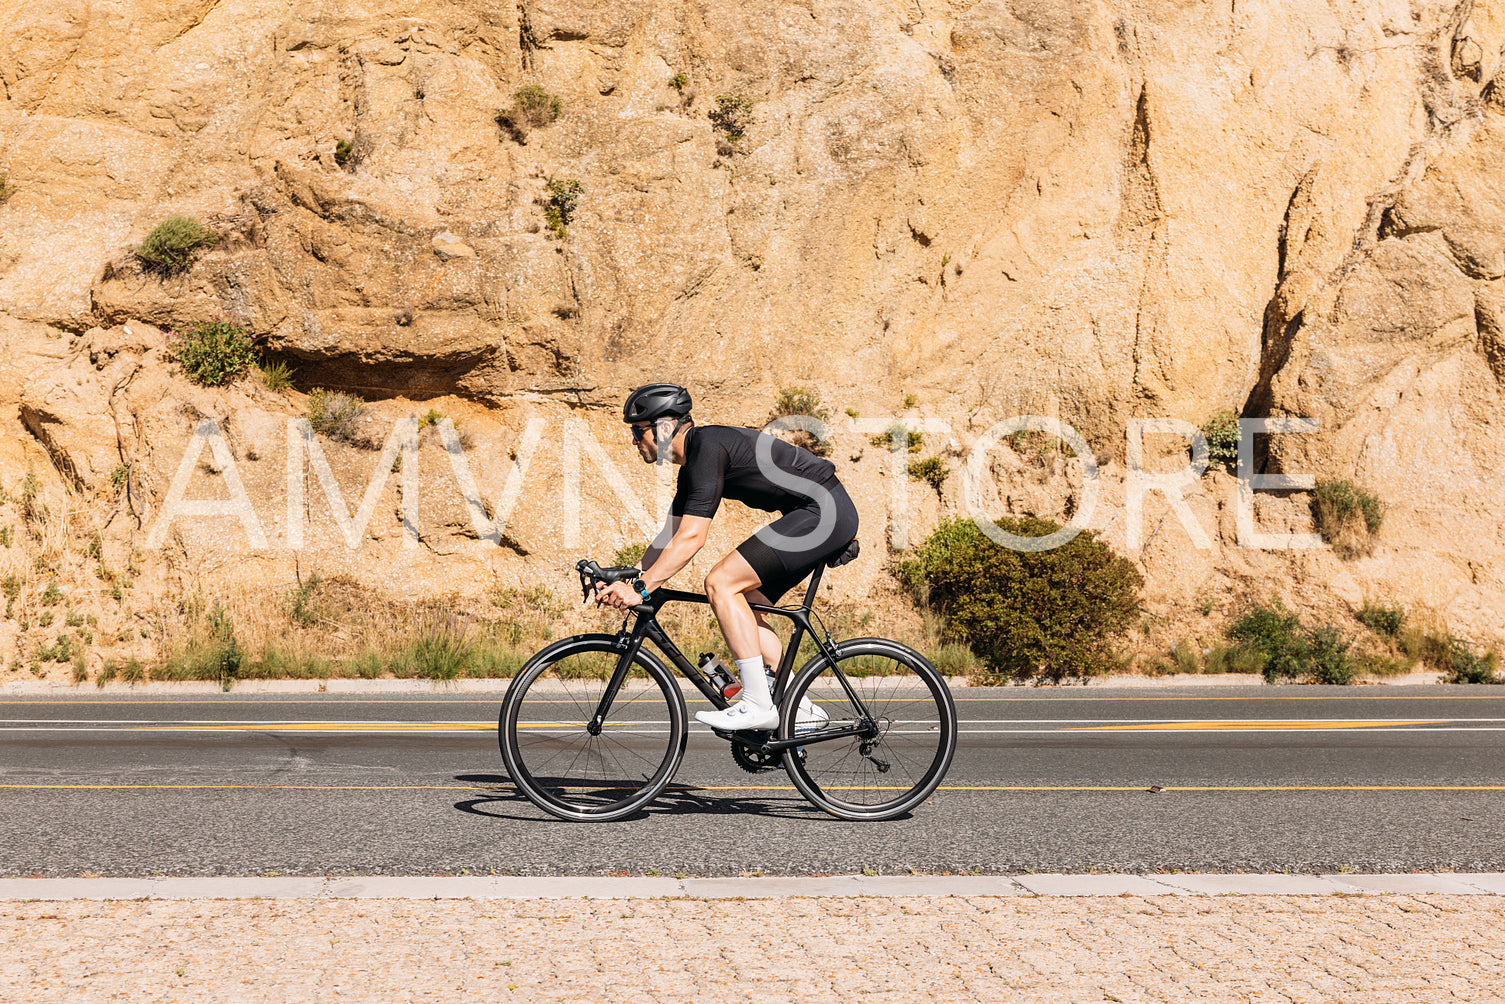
704,551,781,665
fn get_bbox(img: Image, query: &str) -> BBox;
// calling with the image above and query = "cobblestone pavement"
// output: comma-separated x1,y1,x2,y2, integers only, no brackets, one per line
4,895,1504,1002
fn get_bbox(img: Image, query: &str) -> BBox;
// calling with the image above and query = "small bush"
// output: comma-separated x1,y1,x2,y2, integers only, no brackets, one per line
1225,602,1359,684
1356,602,1405,638
334,138,356,170
166,318,261,386
136,215,219,275
41,582,61,606
289,573,322,627
160,601,243,684
498,85,562,142
1201,410,1240,473
258,359,296,392
870,422,924,453
544,178,583,239
770,387,832,458
1312,478,1384,559
1443,640,1501,685
401,613,473,681
896,516,1144,683
908,456,949,493
1004,429,1064,467
306,388,367,444
669,73,688,92
709,96,753,142
110,464,131,496
1202,643,1266,675
613,542,647,569
1305,625,1357,685
903,393,918,409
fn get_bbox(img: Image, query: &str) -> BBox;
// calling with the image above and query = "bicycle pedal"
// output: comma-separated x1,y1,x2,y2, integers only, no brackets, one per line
712,727,771,745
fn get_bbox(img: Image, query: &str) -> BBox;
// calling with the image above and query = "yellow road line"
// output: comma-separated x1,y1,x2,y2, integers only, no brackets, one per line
3,783,1505,792
5,694,1505,706
1067,720,1447,732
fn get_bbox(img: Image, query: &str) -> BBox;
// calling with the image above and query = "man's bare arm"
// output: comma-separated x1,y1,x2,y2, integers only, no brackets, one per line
640,515,710,593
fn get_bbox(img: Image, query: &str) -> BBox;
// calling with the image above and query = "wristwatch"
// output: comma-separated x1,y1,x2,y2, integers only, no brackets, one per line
631,578,653,602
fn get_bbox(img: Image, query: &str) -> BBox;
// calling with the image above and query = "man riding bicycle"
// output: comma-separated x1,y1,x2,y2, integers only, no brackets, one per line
594,383,860,731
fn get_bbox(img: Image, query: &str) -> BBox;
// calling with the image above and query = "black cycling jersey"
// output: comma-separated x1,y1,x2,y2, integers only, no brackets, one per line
669,425,839,519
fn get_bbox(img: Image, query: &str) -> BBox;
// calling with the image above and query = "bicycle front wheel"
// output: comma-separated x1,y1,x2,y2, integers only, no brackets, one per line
780,638,957,821
500,635,687,822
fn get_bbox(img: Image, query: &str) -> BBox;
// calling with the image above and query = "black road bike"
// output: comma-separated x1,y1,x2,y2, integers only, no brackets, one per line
498,541,958,822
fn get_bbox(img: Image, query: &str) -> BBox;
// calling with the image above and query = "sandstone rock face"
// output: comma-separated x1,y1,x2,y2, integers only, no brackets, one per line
2,0,1504,673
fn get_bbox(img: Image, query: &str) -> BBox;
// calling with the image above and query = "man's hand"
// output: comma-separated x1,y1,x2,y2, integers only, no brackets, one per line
594,581,643,610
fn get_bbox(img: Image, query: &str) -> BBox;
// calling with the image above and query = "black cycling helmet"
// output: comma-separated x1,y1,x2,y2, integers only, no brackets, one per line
622,383,692,424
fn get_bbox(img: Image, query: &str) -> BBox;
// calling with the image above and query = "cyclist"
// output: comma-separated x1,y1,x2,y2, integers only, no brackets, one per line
594,382,859,731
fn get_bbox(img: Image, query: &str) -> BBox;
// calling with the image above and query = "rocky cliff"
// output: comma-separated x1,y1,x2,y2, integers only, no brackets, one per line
1,0,1502,679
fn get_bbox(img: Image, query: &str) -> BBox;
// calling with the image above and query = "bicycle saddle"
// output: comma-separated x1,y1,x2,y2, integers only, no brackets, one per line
825,538,860,568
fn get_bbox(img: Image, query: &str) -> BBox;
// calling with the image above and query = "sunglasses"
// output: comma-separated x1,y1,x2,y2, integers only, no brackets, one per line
630,424,654,444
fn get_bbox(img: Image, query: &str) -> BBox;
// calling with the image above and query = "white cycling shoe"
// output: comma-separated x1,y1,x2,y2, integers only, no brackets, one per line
794,696,829,734
695,700,780,732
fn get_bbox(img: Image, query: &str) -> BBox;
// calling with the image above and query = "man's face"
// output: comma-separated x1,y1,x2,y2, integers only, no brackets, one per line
631,420,659,463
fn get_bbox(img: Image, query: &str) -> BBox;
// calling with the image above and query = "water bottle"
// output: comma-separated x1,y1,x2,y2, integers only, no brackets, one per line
698,653,734,695
721,668,775,701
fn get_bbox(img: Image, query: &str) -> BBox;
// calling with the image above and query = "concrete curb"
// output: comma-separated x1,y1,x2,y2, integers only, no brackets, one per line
0,673,1452,696
1,873,1501,900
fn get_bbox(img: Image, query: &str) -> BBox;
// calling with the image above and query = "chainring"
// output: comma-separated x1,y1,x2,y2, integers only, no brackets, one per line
730,732,780,773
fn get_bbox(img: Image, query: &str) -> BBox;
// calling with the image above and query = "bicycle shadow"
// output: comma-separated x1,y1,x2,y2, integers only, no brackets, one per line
451,773,838,822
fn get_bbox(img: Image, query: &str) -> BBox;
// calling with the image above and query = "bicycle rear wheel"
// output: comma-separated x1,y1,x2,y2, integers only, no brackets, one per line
779,638,957,821
500,634,686,822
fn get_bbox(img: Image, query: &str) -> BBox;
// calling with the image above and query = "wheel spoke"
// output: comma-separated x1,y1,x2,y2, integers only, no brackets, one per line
502,640,684,820
783,643,955,819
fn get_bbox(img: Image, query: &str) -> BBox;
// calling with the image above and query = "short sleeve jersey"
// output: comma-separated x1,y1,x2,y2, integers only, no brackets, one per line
670,425,839,519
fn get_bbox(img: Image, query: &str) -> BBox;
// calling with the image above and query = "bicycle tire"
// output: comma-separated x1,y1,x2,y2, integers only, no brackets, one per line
499,634,687,822
779,638,957,821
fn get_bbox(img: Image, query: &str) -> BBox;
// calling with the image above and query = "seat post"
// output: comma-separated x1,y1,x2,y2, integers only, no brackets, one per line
798,563,826,610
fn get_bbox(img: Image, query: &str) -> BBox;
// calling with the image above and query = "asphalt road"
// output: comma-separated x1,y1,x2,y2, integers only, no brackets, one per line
2,685,1503,877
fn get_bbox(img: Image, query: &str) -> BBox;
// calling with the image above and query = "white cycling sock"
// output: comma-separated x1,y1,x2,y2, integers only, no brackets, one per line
735,656,772,710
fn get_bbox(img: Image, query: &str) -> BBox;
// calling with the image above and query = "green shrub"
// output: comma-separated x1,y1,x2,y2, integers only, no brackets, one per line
709,96,753,142
515,85,562,125
1004,429,1064,467
110,464,131,496
903,392,918,409
613,542,647,569
770,387,832,457
669,73,688,92
870,422,924,453
1305,625,1357,685
167,318,261,386
400,614,473,681
136,215,219,275
334,138,356,170
1311,479,1383,559
544,178,583,239
258,359,296,392
908,456,949,492
1226,603,1307,681
289,573,322,627
1443,640,1501,685
498,85,562,142
1226,602,1359,684
159,601,242,685
896,516,1144,683
1202,643,1266,675
306,388,367,443
1356,602,1405,638
1201,410,1240,473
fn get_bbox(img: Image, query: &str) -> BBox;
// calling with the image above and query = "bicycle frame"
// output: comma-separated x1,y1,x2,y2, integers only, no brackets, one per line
587,562,878,755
